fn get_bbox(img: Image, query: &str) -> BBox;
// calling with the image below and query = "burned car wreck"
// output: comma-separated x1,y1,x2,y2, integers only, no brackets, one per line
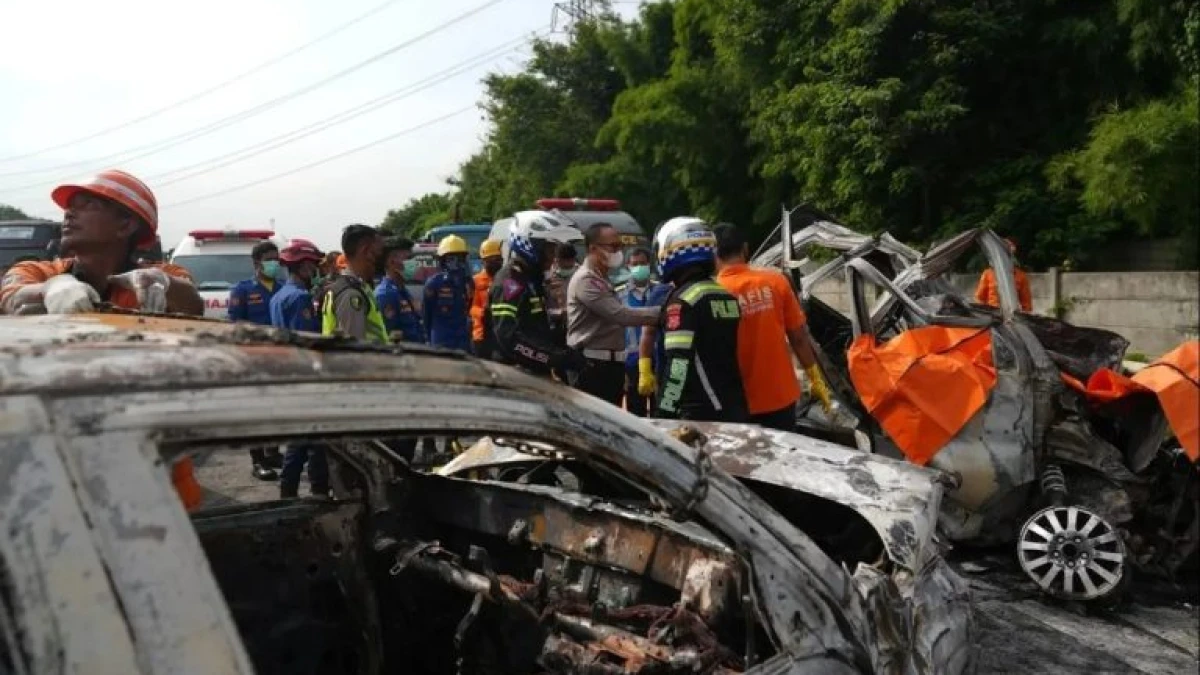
0,314,973,675
752,209,1199,603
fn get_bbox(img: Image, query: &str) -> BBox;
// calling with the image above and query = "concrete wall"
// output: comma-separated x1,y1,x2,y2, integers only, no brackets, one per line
808,270,1199,357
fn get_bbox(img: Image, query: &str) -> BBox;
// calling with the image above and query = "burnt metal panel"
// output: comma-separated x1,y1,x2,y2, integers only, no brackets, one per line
0,396,143,674
56,429,255,674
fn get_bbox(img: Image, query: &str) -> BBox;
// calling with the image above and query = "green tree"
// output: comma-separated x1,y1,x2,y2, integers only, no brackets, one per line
0,203,30,220
451,18,630,220
415,0,1195,266
1047,0,1199,267
380,192,454,237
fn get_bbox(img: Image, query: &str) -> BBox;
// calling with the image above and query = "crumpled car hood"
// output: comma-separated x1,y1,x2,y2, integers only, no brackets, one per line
439,419,947,575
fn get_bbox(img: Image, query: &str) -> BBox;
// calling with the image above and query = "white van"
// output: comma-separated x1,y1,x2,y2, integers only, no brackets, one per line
169,229,288,319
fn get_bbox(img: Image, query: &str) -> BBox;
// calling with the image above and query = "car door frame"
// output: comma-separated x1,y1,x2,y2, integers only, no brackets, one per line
48,375,881,672
0,393,256,675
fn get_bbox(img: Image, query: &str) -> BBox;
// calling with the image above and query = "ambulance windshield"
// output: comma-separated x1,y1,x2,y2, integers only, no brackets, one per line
172,254,256,291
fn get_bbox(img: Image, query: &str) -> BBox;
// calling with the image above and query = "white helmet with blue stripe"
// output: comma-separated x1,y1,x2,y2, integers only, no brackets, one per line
653,216,716,281
507,210,582,267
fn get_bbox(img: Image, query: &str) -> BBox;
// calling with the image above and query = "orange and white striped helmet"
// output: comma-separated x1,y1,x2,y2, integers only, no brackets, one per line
52,169,159,246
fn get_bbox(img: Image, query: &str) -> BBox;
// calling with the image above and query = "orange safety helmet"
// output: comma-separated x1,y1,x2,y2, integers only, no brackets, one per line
52,169,159,247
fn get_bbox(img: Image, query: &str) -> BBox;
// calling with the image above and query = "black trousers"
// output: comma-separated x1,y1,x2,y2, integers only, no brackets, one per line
249,446,281,466
624,362,650,417
750,402,798,432
576,360,627,407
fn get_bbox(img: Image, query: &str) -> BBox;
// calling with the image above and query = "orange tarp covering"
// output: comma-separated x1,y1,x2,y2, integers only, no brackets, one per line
848,326,997,466
1059,341,1198,462
1059,368,1142,404
1135,341,1199,461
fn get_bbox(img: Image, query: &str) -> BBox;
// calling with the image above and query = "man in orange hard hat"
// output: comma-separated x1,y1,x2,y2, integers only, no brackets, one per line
0,169,203,316
470,239,503,356
974,237,1033,312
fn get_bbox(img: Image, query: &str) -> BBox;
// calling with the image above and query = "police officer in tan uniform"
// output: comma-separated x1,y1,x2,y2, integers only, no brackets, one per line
567,222,659,405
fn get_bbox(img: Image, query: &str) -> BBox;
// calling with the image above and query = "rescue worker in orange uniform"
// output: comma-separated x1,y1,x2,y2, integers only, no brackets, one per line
974,237,1033,312
471,239,504,356
0,169,203,316
714,223,834,431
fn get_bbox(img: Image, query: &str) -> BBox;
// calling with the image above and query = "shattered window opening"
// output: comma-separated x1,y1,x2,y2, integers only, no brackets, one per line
175,431,776,674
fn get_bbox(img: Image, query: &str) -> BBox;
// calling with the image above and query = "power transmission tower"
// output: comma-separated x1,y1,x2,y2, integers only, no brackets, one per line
551,0,602,35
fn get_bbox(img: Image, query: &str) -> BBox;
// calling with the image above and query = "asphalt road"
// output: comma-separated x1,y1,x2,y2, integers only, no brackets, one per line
192,446,1199,674
955,556,1198,674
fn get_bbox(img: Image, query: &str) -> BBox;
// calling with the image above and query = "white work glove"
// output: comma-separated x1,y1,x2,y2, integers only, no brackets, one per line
109,267,171,313
42,274,100,314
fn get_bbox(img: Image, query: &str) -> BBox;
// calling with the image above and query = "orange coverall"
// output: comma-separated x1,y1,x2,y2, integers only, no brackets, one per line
470,268,493,344
974,267,1032,312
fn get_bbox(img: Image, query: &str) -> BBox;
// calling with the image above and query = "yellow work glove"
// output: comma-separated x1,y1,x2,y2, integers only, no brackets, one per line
805,364,834,413
637,357,657,396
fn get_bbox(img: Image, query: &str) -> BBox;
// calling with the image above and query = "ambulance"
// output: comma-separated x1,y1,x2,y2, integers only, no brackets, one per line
169,229,288,319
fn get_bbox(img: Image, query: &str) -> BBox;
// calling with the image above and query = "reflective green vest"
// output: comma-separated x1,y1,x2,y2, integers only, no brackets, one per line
321,276,390,344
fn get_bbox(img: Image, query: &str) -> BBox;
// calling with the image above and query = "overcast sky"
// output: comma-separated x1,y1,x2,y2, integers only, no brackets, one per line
0,0,641,251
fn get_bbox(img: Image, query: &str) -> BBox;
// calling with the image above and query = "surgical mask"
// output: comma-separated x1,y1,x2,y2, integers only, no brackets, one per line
402,259,420,278
556,265,576,279
629,265,651,284
607,250,624,269
261,260,282,280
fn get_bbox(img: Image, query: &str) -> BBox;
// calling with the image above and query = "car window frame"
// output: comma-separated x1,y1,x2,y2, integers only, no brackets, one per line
45,374,873,663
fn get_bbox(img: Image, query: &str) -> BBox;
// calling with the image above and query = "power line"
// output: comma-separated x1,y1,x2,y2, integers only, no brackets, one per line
163,105,477,208
0,0,407,165
0,0,507,187
147,30,544,188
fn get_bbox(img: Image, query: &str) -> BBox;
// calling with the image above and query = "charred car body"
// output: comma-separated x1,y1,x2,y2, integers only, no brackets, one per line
752,208,1198,603
0,314,972,674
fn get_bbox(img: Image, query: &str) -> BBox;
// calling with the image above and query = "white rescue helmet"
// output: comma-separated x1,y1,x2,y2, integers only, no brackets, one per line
506,210,583,267
653,216,715,280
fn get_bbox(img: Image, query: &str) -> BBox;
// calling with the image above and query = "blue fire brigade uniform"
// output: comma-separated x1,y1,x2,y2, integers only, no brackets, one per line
621,281,671,416
376,276,425,343
228,278,276,325
269,280,320,332
268,280,327,496
423,270,474,352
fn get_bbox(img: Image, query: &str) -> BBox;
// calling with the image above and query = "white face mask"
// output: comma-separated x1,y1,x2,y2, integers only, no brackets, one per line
606,250,624,269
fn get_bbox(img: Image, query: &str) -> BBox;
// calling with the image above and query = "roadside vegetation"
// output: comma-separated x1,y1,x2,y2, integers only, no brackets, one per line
382,0,1197,270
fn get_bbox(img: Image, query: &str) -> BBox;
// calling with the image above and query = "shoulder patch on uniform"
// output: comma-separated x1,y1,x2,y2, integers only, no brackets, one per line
350,294,363,311
503,278,526,301
665,303,682,330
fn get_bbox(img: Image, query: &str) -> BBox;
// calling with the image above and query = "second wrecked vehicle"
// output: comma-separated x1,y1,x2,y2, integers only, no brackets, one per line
0,313,973,675
753,209,1199,603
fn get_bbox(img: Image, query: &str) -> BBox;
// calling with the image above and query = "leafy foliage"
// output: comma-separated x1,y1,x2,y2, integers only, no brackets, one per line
380,192,454,237
385,0,1197,269
0,203,30,221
